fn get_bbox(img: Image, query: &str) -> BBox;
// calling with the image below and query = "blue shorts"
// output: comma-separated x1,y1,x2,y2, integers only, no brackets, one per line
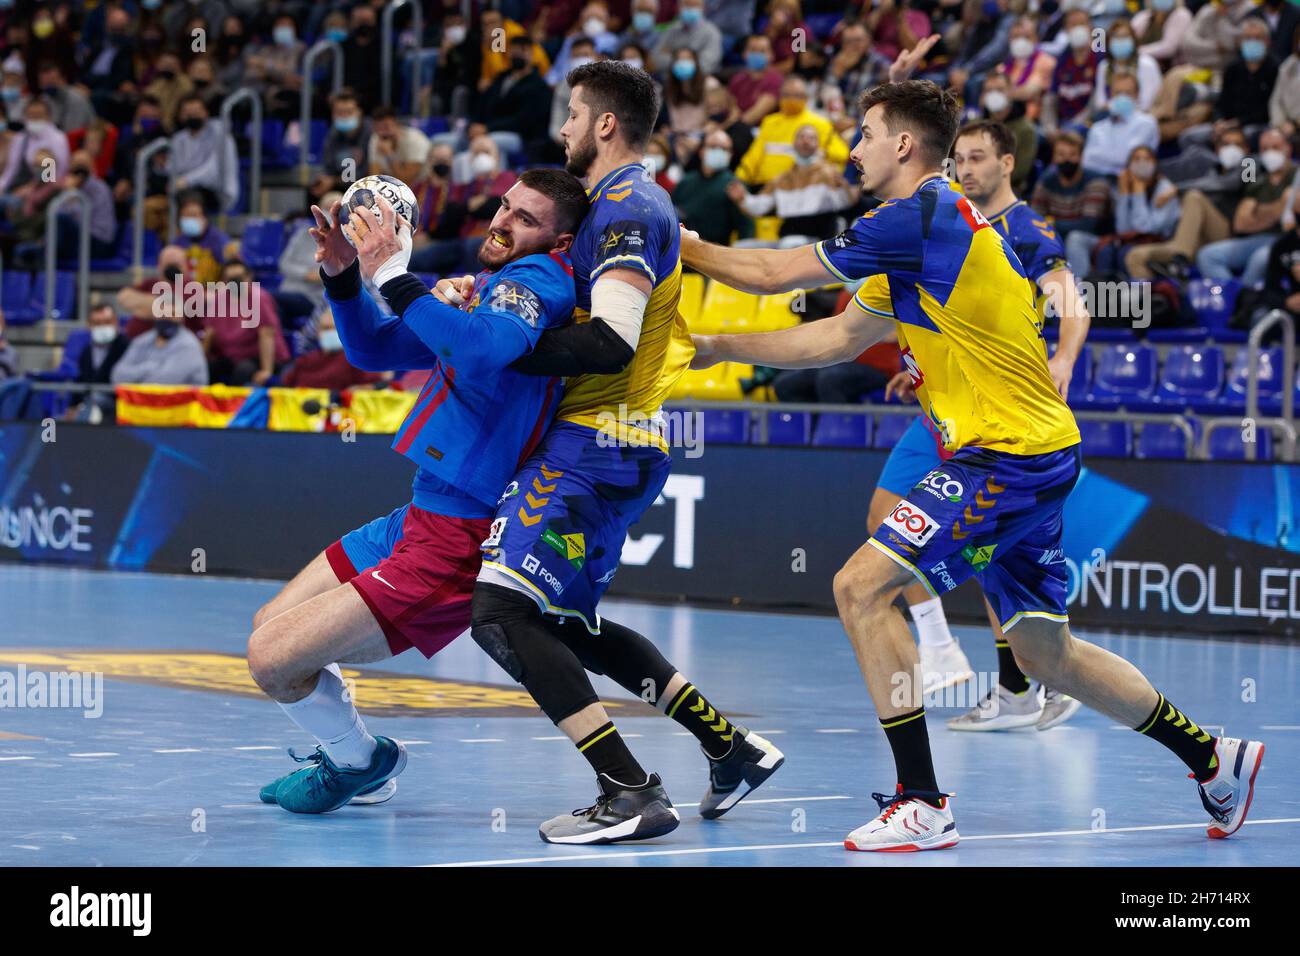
870,444,1082,630
878,416,942,496
478,420,672,633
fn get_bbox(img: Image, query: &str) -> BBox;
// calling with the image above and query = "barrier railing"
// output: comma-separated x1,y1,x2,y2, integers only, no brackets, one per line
42,191,91,327
1200,416,1298,462
1245,309,1295,461
219,88,263,224
300,40,344,184
381,0,423,108
132,138,170,281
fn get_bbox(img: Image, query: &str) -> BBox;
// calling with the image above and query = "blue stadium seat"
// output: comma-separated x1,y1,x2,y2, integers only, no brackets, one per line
1,271,33,323
812,412,873,448
415,117,450,137
1209,346,1285,414
699,408,749,445
1150,344,1224,410
90,221,158,271
1188,278,1247,343
306,119,328,164
240,218,287,270
765,410,811,445
1078,419,1132,458
1208,425,1274,461
1080,344,1157,407
873,413,915,449
1136,420,1200,460
21,271,77,324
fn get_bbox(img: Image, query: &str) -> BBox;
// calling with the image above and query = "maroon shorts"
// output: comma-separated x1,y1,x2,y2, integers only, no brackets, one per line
325,503,492,658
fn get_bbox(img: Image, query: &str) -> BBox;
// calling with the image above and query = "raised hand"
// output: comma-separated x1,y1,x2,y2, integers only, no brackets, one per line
890,34,940,84
344,195,413,285
309,201,357,277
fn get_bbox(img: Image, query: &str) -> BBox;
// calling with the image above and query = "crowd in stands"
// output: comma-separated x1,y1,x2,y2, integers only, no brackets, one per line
1,0,1300,418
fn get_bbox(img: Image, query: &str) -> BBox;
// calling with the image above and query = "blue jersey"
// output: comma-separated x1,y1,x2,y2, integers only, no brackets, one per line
986,199,1067,288
557,162,693,437
327,253,575,512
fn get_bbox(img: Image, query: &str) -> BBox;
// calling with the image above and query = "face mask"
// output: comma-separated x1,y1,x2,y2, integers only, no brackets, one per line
703,147,731,169
334,115,359,133
1130,159,1155,179
645,153,666,173
569,56,594,70
1109,93,1135,119
1009,37,1035,60
1218,144,1245,169
510,54,530,71
25,120,52,136
1261,149,1289,173
91,325,117,345
982,90,1009,113
470,153,496,177
1,87,18,101
180,216,204,238
1069,26,1091,49
273,26,296,47
33,19,55,40
672,60,697,81
445,25,466,45
779,96,805,116
155,320,180,340
624,56,644,70
326,28,348,44
794,151,817,167
681,7,703,24
1110,37,1135,59
183,116,204,132
584,17,606,38
745,52,769,71
1152,0,1174,10
1058,159,1080,178
633,11,655,31
319,329,343,352
1240,39,1267,63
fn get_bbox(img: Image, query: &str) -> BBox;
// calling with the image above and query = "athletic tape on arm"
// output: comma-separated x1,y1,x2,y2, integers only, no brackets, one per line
590,273,650,352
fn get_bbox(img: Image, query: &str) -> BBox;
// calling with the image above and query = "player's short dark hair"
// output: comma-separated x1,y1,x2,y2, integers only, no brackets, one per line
956,119,1016,159
517,168,590,235
566,59,660,152
858,80,961,167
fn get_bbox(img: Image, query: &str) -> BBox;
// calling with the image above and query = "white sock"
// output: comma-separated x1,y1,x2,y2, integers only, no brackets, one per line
278,664,377,769
911,597,955,649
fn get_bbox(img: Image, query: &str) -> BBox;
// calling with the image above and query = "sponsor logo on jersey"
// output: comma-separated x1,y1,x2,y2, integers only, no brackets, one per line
542,528,585,569
482,516,508,549
961,543,997,571
1038,547,1065,565
886,500,940,547
489,280,543,327
929,560,958,592
920,470,964,502
521,552,564,594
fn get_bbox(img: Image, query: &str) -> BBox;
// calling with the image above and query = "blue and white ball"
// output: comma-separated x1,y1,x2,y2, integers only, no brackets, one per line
338,175,420,248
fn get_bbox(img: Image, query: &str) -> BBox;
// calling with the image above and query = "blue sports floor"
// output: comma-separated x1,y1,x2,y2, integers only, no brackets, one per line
1,563,1297,867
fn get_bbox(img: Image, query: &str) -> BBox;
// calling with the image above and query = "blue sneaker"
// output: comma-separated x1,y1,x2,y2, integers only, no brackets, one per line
260,771,397,806
274,736,407,814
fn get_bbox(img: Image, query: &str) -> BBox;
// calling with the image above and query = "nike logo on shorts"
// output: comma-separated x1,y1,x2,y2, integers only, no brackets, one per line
371,570,397,590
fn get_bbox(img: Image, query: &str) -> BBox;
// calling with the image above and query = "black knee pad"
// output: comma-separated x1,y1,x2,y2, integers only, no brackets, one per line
470,621,524,683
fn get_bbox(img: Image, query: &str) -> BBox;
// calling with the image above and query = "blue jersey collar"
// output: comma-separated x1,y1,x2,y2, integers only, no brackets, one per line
588,162,646,198
986,199,1024,222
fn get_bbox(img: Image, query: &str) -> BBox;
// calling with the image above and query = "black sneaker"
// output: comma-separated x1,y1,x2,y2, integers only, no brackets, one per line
538,773,680,845
699,727,785,820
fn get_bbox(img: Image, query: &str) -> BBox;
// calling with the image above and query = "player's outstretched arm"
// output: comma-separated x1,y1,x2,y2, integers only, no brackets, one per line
693,299,893,371
1040,267,1092,398
321,261,439,371
679,227,834,295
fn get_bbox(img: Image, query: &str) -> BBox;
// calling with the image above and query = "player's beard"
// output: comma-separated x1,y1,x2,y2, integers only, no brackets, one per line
565,122,599,179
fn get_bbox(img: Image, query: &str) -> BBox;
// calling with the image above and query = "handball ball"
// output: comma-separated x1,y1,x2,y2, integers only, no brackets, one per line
338,175,420,248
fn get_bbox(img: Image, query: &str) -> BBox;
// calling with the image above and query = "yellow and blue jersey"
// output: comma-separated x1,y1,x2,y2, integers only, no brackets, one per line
816,176,1079,457
557,162,694,445
986,199,1067,287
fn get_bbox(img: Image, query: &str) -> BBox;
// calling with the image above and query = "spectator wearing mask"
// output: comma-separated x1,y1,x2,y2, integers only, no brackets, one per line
479,10,550,92
1256,0,1300,63
622,0,665,55
185,55,226,113
213,16,250,91
342,4,383,109
24,7,76,92
203,258,288,386
280,307,386,390
274,191,343,328
947,0,1016,100
824,23,892,103
666,48,707,135
367,107,432,188
69,117,120,182
1215,18,1280,131
1031,130,1112,239
1180,0,1259,73
171,194,231,285
477,34,554,157
732,123,856,241
169,94,239,212
409,147,470,274
702,78,754,166
1252,190,1300,323
144,51,195,134
1082,72,1158,176
549,38,599,152
0,96,68,194
85,4,138,126
320,89,370,191
161,0,229,49
763,0,812,74
1093,18,1162,113
997,16,1056,119
674,129,752,245
1067,145,1181,277
979,71,1037,195
0,61,27,124
432,11,480,120
243,14,304,121
735,75,848,188
653,0,722,75
644,133,680,192
109,95,166,223
1132,0,1193,68
1162,126,1251,215
454,135,516,270
548,3,621,85
729,35,784,126
67,303,130,420
111,311,209,387
118,245,204,337
1195,128,1296,285
1,147,61,246
1271,28,1300,137
13,148,118,269
1048,9,1101,130
35,61,94,134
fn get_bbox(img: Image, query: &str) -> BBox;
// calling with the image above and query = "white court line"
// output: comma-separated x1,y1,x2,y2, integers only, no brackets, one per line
458,738,504,743
397,740,431,746
754,730,785,735
68,752,118,758
814,729,859,734
674,794,851,809
154,748,202,754
11,845,40,850
423,817,1300,867
531,736,567,741
0,756,34,762
1262,725,1300,730
233,746,278,751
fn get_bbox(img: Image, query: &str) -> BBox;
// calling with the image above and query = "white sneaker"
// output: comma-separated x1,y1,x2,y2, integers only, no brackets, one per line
1036,686,1082,730
1197,736,1264,839
918,639,975,695
844,787,959,852
947,683,1043,731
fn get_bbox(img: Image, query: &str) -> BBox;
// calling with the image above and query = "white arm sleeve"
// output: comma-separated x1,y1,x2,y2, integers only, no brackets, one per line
590,273,650,352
